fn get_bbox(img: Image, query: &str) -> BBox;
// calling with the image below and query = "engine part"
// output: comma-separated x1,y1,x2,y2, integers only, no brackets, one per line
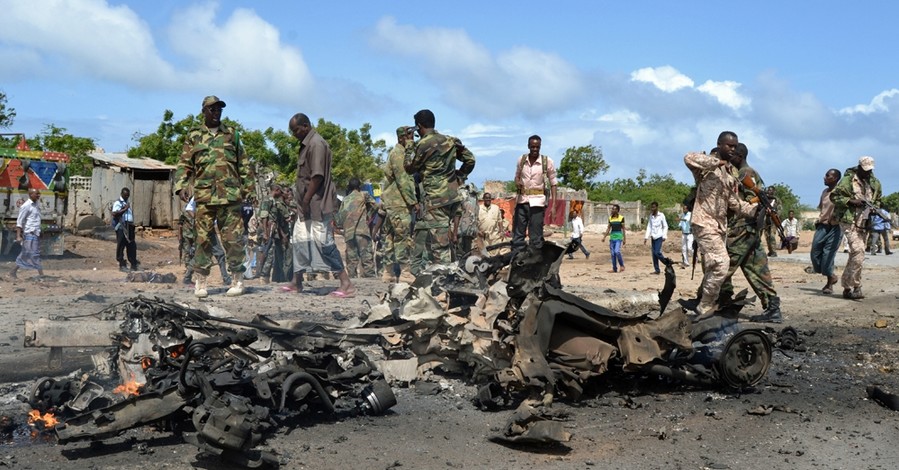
359,380,397,415
716,329,772,388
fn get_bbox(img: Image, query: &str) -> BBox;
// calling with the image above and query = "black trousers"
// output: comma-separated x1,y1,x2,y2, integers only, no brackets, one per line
512,203,545,251
116,224,138,268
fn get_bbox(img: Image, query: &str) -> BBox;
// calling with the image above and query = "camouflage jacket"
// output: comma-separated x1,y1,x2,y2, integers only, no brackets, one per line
728,164,766,233
382,143,417,210
270,199,293,242
684,151,755,235
336,190,374,239
175,124,256,205
830,167,882,226
405,131,475,208
457,186,480,237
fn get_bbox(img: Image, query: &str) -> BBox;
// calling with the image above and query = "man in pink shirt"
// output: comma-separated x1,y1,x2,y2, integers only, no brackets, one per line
512,135,558,251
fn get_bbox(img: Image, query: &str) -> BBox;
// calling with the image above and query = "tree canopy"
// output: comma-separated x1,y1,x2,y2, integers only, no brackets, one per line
26,124,96,176
0,91,15,129
557,144,608,190
589,169,692,210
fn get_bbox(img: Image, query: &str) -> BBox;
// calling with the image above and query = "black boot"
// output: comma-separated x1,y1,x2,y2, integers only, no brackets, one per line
749,296,782,323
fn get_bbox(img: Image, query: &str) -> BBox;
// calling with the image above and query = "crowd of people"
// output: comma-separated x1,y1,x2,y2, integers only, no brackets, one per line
88,99,887,323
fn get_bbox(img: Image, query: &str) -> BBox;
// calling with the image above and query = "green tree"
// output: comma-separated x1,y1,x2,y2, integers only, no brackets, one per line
26,124,96,176
557,144,609,190
589,169,692,210
128,110,199,164
0,91,15,129
315,119,387,191
765,182,806,218
879,192,899,214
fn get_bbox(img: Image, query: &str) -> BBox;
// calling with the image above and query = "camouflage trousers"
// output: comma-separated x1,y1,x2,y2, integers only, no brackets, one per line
693,224,730,312
410,204,457,276
345,234,376,278
193,203,246,277
383,208,413,272
764,224,778,254
840,223,866,289
184,232,231,284
719,225,777,309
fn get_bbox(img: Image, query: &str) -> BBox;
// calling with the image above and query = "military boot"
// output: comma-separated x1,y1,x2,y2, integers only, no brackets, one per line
749,296,782,323
194,274,209,298
226,272,245,297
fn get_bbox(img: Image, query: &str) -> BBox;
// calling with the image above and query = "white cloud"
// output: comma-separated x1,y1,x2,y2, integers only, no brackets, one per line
630,66,694,92
697,80,751,110
839,89,899,115
0,0,323,108
0,0,176,86
458,123,515,139
370,17,586,119
166,3,313,104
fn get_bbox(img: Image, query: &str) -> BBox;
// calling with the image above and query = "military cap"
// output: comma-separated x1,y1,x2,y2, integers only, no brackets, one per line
202,95,226,109
396,126,409,138
858,155,875,171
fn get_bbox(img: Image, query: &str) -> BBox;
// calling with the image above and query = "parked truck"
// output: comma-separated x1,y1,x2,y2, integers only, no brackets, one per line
0,134,68,256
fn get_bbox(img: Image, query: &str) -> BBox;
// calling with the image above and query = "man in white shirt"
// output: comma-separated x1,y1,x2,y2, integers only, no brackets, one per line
678,204,693,269
477,193,504,250
112,187,139,272
643,201,668,274
10,188,44,279
566,210,590,259
781,210,799,253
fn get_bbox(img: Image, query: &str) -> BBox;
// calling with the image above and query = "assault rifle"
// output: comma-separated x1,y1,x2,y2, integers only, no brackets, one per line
741,174,787,248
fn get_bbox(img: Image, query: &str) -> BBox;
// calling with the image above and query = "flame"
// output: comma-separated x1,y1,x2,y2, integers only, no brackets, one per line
113,380,143,396
27,409,59,428
141,357,153,370
170,344,185,359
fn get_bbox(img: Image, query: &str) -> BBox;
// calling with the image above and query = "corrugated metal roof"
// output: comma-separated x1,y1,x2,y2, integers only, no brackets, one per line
89,152,176,171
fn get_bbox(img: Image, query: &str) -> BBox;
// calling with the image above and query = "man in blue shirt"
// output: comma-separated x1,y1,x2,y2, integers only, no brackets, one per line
112,187,139,272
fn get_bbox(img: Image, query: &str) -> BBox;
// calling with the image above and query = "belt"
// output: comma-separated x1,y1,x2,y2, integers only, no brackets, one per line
522,188,544,196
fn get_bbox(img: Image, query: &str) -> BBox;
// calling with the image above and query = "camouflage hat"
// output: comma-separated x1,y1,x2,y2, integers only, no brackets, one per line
201,95,226,109
859,155,875,171
396,126,414,138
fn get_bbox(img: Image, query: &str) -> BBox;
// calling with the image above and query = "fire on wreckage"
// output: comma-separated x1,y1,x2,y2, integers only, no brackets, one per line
24,298,398,467
23,241,787,460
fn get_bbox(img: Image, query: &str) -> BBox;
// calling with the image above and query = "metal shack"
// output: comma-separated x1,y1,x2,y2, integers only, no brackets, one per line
88,152,179,228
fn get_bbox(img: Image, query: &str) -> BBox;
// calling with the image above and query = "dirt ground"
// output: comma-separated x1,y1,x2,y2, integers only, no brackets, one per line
0,227,897,469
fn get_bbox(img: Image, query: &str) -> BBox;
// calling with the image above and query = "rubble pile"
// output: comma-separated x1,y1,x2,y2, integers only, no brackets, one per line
24,297,397,467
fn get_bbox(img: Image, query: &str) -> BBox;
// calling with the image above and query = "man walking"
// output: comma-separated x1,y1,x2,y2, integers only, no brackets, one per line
9,188,44,280
601,204,626,273
643,202,668,274
679,204,693,269
810,169,842,294
718,143,782,323
684,132,757,317
512,135,558,252
830,156,882,300
175,95,255,298
111,187,139,272
781,210,799,253
288,112,355,296
566,210,590,259
404,109,476,276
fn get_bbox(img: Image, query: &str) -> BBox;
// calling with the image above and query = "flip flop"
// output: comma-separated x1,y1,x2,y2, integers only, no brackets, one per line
329,290,355,298
280,285,300,293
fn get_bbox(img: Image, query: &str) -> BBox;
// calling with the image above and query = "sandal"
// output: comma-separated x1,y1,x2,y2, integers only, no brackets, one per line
822,285,833,295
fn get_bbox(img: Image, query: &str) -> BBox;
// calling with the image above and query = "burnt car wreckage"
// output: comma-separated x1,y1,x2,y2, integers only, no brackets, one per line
21,241,786,464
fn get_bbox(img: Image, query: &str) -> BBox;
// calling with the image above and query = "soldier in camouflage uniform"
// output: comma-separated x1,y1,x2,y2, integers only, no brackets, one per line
379,126,417,281
454,184,480,257
254,184,279,283
270,190,294,283
718,143,782,323
175,95,255,298
684,131,757,317
404,109,476,276
336,178,376,277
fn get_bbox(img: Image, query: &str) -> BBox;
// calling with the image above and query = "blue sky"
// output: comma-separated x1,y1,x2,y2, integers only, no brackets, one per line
1,0,897,205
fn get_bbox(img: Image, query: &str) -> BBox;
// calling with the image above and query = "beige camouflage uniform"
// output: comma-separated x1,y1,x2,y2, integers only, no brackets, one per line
379,129,417,275
684,151,755,313
830,159,882,295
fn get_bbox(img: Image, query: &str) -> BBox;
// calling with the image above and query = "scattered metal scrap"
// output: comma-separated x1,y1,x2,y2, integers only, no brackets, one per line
23,297,396,467
361,242,778,442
